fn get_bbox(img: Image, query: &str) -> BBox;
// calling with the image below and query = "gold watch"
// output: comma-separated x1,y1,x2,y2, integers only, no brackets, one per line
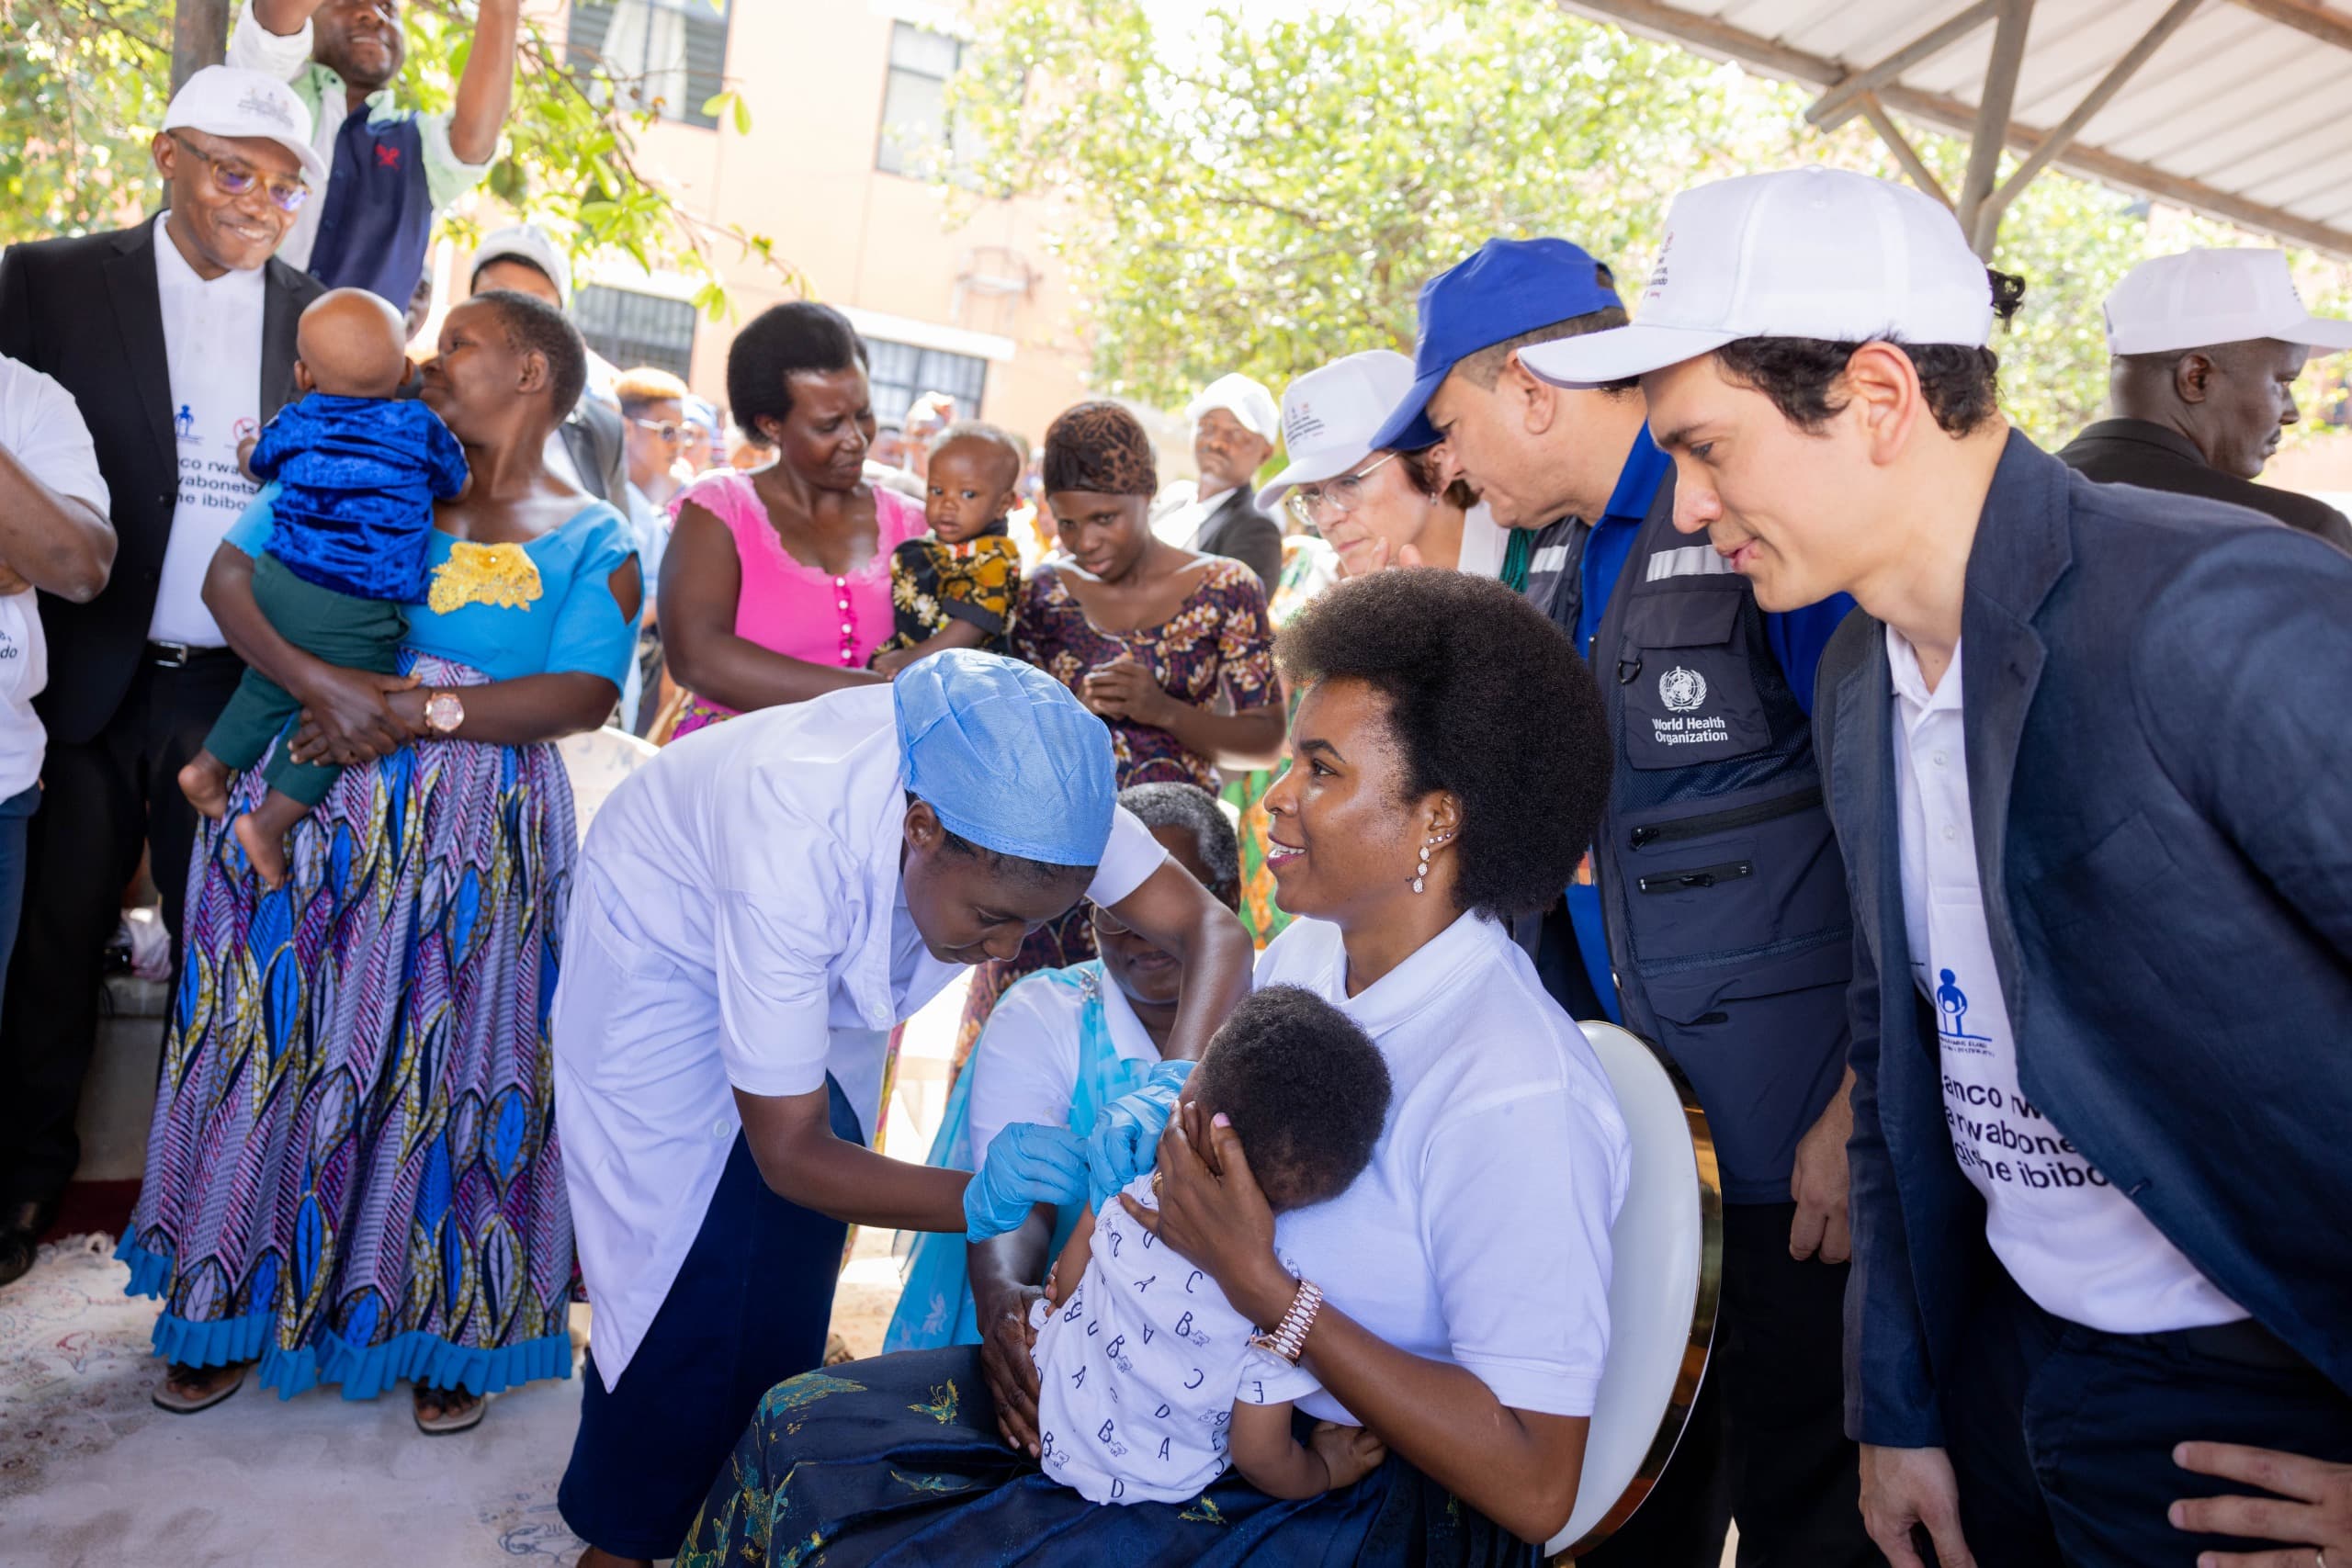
423,690,466,736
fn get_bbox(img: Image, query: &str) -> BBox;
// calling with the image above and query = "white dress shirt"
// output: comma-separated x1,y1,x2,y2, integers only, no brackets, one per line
1261,910,1630,1423
550,684,1170,1385
1885,626,2243,1333
0,355,109,797
149,216,266,648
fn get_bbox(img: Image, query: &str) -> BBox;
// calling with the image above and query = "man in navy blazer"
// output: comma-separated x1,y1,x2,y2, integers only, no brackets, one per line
1533,167,2352,1568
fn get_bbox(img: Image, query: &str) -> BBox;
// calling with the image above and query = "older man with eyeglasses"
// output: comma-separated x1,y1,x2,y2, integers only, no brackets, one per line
0,66,326,1288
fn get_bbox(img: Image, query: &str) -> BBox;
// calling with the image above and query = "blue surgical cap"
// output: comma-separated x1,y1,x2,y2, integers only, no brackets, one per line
895,649,1117,867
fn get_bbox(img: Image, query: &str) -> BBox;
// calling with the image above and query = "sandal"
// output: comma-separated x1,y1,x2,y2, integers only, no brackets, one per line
413,1383,486,1436
153,1360,251,1414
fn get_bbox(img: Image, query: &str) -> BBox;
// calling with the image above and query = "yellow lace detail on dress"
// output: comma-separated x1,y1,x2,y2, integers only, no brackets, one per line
427,541,544,615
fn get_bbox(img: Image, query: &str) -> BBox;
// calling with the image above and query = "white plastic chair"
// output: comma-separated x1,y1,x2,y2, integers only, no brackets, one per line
1548,1021,1724,1560
557,725,661,848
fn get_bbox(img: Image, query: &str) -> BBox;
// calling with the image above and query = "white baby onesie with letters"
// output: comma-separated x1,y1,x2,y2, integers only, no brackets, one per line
1030,1175,1319,1504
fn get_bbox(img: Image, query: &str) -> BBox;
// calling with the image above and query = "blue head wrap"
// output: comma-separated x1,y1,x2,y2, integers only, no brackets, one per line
895,649,1117,867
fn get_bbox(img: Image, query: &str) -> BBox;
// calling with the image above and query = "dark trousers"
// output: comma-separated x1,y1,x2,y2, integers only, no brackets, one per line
203,554,402,807
1942,1269,2352,1568
0,651,241,1210
560,1078,862,1560
1581,1201,1879,1568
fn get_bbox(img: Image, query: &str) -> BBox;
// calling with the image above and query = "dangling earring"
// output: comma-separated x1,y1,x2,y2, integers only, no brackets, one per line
1411,830,1453,895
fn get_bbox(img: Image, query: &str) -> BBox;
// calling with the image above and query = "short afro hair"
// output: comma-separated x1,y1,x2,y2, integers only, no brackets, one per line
1117,781,1238,901
1277,570,1609,922
727,301,869,442
470,288,587,415
1188,985,1389,1213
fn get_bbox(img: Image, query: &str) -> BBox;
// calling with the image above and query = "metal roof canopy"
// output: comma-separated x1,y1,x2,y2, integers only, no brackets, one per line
1553,0,2352,259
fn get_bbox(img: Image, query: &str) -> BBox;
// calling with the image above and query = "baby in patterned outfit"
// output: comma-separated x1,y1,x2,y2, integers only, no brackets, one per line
1029,986,1393,1506
868,422,1025,677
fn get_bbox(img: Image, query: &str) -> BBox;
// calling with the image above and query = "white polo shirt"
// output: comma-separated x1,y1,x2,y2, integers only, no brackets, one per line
1261,909,1629,1423
549,684,1169,1385
1885,626,2243,1333
0,355,110,798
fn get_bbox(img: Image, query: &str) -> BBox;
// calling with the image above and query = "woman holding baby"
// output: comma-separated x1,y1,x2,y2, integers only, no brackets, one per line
117,289,641,1435
681,568,1631,1564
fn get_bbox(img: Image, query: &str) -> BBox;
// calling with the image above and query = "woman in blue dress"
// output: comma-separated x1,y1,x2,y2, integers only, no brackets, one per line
884,782,1241,1443
118,289,642,1434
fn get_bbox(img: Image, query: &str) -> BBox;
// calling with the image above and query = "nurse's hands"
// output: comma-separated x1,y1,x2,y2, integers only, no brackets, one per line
1086,1058,1196,1208
964,1122,1091,1241
1123,1101,1295,1329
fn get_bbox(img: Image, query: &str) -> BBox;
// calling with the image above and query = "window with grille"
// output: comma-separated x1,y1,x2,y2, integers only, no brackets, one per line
865,338,988,426
567,0,731,130
575,285,697,382
876,21,969,176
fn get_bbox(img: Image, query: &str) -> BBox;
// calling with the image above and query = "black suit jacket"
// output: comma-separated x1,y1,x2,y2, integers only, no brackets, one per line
0,220,319,744
2056,416,2352,554
1191,487,1283,592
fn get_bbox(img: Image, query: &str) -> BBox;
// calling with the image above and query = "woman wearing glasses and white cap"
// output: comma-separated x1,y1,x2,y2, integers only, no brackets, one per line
549,649,1254,1568
1258,350,1505,581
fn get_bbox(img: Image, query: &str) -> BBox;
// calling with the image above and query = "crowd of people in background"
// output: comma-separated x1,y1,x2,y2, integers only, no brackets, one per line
1,7,2350,1568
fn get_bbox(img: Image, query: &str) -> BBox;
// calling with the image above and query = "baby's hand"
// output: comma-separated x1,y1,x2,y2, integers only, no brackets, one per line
236,434,260,483
1309,1421,1386,1491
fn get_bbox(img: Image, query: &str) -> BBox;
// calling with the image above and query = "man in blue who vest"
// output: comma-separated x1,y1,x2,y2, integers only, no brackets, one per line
228,0,519,305
1370,238,1871,1568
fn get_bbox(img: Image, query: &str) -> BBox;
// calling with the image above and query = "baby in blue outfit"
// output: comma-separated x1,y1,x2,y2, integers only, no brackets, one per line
178,288,468,888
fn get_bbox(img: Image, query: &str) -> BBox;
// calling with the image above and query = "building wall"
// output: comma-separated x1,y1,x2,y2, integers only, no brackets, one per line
539,0,1095,448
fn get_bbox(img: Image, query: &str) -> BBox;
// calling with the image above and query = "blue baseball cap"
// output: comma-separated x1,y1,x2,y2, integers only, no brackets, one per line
1371,237,1625,452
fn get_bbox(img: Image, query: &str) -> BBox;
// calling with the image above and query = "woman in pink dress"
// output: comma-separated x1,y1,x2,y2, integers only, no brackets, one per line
658,303,925,738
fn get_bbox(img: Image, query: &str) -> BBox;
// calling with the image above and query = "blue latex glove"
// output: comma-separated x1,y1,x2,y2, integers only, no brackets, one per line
964,1122,1092,1241
1087,1058,1198,1209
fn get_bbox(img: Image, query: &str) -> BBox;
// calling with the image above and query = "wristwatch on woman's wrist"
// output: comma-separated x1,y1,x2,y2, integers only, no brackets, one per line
1250,1277,1323,1364
423,690,466,736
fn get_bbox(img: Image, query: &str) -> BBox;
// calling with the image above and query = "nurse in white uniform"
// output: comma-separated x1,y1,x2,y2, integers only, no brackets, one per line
549,649,1255,1568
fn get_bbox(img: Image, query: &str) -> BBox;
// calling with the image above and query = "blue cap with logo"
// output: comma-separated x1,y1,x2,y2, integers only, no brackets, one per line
1370,237,1625,452
895,649,1117,867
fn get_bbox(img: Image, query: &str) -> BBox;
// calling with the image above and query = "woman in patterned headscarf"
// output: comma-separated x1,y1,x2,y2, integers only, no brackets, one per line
953,401,1282,1069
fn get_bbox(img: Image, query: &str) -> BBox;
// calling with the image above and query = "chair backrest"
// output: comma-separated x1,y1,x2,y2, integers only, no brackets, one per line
557,725,661,848
1548,1021,1724,1558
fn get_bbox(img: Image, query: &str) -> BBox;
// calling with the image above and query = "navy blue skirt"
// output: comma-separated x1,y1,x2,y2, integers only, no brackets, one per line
560,1077,862,1559
675,1344,1543,1566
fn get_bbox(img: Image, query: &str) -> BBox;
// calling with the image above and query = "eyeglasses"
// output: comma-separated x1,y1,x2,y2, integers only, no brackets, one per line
1285,450,1399,528
167,132,309,214
631,418,685,443
1088,899,1133,935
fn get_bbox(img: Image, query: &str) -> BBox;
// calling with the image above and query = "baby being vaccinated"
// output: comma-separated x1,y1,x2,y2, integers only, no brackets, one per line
1030,986,1393,1506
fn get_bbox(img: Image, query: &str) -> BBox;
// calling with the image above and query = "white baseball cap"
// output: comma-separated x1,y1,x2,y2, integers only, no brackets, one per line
1185,372,1280,443
471,223,572,308
1255,350,1417,513
1522,167,1994,387
161,66,327,189
2102,248,2352,356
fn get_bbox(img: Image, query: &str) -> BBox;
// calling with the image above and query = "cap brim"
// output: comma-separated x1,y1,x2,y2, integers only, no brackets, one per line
1254,447,1374,515
1369,366,1447,453
1520,323,1741,387
2294,314,2352,353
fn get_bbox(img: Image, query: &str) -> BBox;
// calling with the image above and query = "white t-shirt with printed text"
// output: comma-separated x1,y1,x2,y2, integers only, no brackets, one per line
149,215,266,648
1030,1174,1318,1505
1885,626,2244,1333
0,355,110,797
